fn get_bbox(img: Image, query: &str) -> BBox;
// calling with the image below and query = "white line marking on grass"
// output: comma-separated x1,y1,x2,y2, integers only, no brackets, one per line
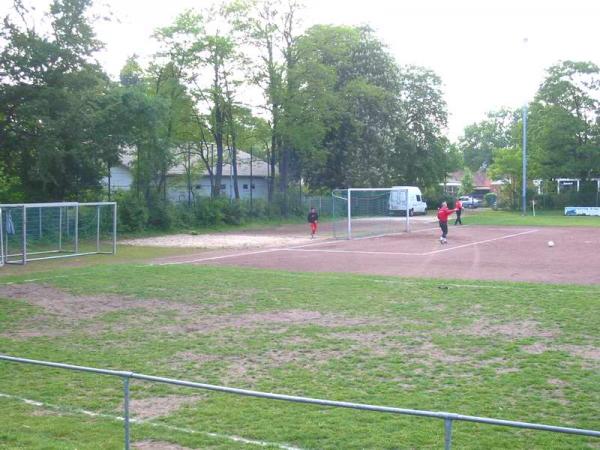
155,247,286,266
0,275,70,286
0,392,304,450
423,229,539,255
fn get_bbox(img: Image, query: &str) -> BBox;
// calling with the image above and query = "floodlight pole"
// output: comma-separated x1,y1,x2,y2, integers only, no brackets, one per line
522,104,528,216
521,37,528,216
347,189,352,240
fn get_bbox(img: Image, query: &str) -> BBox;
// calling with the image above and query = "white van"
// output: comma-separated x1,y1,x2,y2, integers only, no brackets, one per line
388,186,427,216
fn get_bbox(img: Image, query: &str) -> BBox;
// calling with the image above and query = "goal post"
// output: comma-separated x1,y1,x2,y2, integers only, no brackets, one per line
0,202,117,265
332,188,410,239
0,208,3,267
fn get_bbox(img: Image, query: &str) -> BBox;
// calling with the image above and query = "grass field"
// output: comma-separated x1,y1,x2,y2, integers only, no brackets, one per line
462,209,600,227
1,262,599,449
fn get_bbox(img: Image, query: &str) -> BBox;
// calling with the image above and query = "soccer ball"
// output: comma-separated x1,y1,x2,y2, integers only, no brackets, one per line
548,241,555,247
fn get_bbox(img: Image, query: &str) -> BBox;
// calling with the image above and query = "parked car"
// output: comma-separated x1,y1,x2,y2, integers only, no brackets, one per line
459,196,482,209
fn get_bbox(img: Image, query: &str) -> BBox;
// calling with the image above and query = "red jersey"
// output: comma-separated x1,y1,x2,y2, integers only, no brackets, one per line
437,206,456,222
455,200,462,210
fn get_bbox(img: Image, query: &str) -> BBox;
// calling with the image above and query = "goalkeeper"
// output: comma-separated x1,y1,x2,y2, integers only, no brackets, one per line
307,207,319,238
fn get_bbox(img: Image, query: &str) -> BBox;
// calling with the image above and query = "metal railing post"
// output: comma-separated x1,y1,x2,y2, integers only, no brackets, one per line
96,205,100,253
112,203,117,255
74,204,79,254
22,205,27,265
123,375,131,450
444,418,453,450
58,206,63,251
347,189,352,239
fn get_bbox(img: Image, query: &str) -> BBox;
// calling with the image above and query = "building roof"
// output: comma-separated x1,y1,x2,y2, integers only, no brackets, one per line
118,147,271,178
443,170,492,189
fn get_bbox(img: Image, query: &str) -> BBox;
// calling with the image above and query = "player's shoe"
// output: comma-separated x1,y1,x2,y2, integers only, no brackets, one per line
442,238,447,244
439,237,444,244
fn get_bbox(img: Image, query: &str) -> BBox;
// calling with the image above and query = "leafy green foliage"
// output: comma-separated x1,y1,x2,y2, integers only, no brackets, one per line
489,147,522,209
291,25,448,190
529,61,600,180
458,109,518,171
460,167,474,195
0,0,116,201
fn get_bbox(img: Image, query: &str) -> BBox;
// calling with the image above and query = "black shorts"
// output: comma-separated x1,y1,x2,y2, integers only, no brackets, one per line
439,221,448,237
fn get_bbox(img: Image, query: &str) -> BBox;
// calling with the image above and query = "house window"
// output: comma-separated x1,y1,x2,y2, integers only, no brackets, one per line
221,184,226,189
251,184,256,189
243,184,249,189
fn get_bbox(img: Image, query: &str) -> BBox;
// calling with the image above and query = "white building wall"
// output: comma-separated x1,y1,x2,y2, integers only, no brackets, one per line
103,166,133,191
167,176,270,202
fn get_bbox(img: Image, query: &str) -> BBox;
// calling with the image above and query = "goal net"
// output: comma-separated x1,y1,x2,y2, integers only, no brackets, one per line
0,202,117,265
332,188,410,239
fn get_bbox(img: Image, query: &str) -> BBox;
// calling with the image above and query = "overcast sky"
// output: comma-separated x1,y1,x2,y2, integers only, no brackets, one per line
3,0,600,140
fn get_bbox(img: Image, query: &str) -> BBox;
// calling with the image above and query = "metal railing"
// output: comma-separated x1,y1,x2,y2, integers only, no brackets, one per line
1,355,598,449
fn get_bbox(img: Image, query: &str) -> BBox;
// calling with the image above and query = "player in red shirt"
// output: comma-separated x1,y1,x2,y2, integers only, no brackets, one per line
437,202,457,244
454,198,463,225
307,207,319,238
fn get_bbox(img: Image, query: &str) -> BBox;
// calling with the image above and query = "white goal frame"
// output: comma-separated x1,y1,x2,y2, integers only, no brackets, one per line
0,208,3,267
0,202,117,265
332,188,410,240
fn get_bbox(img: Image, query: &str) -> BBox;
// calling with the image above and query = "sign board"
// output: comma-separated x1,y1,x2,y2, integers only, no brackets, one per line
564,206,600,217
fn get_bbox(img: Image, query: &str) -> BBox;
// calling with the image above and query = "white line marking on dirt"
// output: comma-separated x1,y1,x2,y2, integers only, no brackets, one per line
0,392,303,450
286,248,421,256
423,229,540,255
286,226,443,250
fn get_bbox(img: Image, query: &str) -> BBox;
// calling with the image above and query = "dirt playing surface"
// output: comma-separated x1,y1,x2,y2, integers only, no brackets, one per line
152,224,600,285
122,233,316,249
129,395,205,420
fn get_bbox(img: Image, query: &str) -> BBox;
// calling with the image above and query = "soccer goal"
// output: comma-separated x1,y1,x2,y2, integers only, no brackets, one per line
332,188,410,239
0,202,117,265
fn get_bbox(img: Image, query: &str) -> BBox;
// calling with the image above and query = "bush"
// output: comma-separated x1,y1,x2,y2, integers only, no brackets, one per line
147,199,172,230
193,198,226,226
115,191,149,232
222,200,245,225
484,193,497,207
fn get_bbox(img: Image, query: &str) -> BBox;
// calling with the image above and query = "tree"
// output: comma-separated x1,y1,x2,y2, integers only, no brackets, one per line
393,65,449,187
458,109,517,172
154,8,246,199
290,25,448,191
460,167,474,196
488,147,522,209
0,0,118,201
228,0,302,203
528,61,600,180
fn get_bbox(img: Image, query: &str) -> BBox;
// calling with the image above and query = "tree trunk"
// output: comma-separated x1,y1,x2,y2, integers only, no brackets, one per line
232,144,240,200
107,163,112,201
212,61,224,198
186,148,193,207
